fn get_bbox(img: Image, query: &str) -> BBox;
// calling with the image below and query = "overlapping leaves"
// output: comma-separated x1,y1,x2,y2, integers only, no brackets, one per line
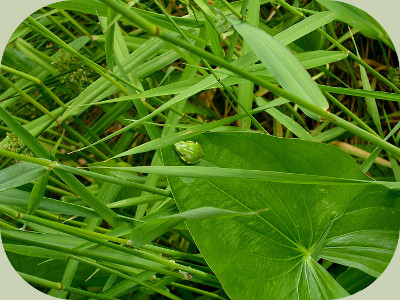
163,132,400,299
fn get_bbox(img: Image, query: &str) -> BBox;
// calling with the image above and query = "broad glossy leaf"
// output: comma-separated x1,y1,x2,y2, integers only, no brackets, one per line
162,132,400,299
229,18,329,120
0,162,47,192
335,268,375,294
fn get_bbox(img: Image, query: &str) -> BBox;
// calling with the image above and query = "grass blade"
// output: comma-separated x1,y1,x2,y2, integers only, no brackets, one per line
229,17,329,120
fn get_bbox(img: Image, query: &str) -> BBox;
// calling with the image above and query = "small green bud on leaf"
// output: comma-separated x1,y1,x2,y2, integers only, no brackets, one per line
173,141,203,165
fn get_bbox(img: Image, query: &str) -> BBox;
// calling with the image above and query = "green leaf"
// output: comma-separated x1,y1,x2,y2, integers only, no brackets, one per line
87,164,400,189
316,0,393,49
255,97,313,140
229,18,329,120
0,189,100,218
319,85,400,102
26,169,50,216
335,268,375,294
130,206,264,248
162,132,400,299
276,11,336,46
112,98,288,159
350,32,382,136
0,162,47,192
193,0,217,20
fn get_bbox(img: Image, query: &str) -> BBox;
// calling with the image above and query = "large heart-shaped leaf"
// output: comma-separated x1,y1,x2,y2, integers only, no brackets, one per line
162,132,400,299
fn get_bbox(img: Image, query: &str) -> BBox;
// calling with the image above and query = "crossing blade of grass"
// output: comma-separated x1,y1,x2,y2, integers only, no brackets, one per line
111,98,288,159
26,170,50,216
255,97,314,140
129,206,265,248
0,209,219,284
0,189,99,218
54,164,171,197
0,106,125,227
18,272,120,300
0,148,170,197
275,11,336,46
67,74,228,154
361,121,400,173
24,16,129,95
350,29,383,136
85,50,347,108
69,256,182,300
229,17,329,120
237,0,260,128
319,85,400,102
0,162,47,192
107,195,169,209
87,165,400,189
316,0,393,49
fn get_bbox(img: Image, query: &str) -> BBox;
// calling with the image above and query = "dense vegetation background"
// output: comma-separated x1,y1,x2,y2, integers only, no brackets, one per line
0,0,400,299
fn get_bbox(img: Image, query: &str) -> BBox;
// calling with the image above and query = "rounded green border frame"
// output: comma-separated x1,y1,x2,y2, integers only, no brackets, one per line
0,0,399,299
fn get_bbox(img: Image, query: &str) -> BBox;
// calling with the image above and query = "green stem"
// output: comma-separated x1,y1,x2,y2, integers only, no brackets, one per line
323,91,378,137
70,255,181,300
170,282,226,299
0,107,125,227
0,210,218,283
19,272,118,300
96,0,400,159
25,16,129,96
0,74,55,118
218,0,244,19
0,148,170,197
158,33,400,157
238,0,260,128
273,0,400,93
57,9,94,40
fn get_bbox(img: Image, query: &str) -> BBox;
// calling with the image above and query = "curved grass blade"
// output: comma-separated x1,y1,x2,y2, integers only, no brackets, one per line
26,171,50,215
229,17,329,120
111,98,288,159
87,164,400,189
316,0,393,49
130,206,266,248
0,162,47,192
